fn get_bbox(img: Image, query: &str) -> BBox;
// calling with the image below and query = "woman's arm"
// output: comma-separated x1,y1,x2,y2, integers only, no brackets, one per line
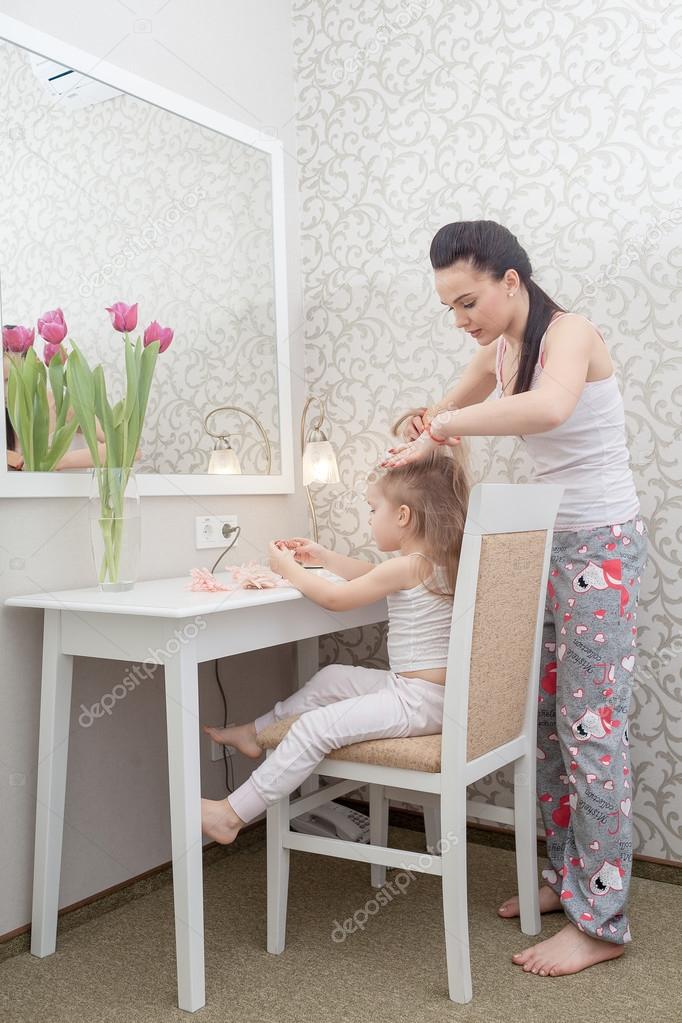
428,317,592,438
269,543,408,612
381,321,593,467
397,343,497,440
430,343,498,417
430,390,557,437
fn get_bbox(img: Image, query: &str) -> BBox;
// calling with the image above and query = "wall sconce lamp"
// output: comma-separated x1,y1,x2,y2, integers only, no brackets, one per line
204,405,272,474
300,395,339,543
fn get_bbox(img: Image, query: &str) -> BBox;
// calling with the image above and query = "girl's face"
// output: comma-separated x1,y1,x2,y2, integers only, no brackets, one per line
367,482,410,551
435,261,517,347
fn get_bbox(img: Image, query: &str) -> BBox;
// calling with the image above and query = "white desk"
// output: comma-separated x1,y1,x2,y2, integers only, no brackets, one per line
5,571,387,1012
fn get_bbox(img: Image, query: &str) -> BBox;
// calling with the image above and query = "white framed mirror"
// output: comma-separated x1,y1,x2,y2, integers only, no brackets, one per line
0,14,294,497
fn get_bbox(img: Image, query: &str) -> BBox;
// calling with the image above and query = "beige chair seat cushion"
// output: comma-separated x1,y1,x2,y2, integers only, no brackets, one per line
256,714,442,773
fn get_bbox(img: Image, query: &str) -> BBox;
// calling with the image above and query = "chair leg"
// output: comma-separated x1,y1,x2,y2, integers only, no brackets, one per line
369,784,388,889
423,800,441,853
266,779,290,954
513,752,541,935
440,793,472,1003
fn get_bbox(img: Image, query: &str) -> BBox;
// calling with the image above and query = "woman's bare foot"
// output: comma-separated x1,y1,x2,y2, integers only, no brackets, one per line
498,884,563,918
202,721,261,759
201,797,245,845
511,921,625,976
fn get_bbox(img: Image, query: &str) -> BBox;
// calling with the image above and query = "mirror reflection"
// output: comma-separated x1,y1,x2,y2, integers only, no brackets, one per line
1,39,281,475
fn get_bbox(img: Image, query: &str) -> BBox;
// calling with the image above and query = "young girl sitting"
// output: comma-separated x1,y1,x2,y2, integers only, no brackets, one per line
201,445,470,845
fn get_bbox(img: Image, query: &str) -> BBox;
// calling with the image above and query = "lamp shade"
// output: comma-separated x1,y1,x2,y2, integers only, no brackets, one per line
302,439,339,485
208,446,242,474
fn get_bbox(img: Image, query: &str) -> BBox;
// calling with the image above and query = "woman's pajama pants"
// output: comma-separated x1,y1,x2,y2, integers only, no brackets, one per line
228,663,445,824
536,513,648,944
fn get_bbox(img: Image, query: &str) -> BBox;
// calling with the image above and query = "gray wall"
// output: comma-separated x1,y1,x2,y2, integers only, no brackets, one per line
0,0,307,937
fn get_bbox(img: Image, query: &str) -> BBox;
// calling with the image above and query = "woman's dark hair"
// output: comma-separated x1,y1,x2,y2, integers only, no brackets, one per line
430,220,565,394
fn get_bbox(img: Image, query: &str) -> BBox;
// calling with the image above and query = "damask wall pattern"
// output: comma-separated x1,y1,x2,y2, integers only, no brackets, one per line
292,0,682,862
0,41,280,474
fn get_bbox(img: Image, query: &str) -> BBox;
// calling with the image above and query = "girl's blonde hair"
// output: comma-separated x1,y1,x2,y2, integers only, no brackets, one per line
371,442,471,597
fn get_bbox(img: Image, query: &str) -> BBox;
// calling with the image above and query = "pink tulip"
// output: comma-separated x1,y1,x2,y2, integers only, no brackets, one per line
143,320,174,353
106,302,138,333
37,308,67,344
2,324,35,354
44,342,68,366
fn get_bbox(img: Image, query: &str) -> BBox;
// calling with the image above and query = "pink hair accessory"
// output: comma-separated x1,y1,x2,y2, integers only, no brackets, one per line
187,561,290,593
187,568,231,591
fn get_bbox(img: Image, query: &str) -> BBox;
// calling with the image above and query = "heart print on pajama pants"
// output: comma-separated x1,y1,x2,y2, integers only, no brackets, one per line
535,513,648,944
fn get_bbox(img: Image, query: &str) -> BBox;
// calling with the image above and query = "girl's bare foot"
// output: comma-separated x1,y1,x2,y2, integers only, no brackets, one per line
498,884,563,918
201,797,245,845
202,721,261,759
511,921,625,976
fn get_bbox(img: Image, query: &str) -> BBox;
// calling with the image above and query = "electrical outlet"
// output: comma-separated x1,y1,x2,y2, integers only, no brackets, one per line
210,738,236,761
195,515,238,550
209,722,237,762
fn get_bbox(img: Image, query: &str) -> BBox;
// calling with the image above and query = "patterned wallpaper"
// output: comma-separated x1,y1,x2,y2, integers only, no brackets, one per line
292,0,682,862
0,40,280,474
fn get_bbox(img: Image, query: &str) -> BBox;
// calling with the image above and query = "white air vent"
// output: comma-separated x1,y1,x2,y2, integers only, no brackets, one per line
30,52,121,110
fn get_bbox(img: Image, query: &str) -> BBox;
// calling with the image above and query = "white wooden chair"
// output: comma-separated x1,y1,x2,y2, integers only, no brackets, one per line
257,482,563,1003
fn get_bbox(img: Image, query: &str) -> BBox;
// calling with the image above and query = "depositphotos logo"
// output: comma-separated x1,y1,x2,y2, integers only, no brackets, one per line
78,618,207,727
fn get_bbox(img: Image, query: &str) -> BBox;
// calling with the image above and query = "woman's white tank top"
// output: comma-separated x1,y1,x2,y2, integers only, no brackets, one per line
494,312,640,531
386,555,453,673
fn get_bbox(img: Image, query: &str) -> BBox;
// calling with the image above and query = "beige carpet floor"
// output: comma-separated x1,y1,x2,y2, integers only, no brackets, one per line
1,825,681,1023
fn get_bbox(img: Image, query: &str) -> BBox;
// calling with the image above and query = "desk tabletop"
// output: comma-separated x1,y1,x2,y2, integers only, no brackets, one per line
4,568,353,619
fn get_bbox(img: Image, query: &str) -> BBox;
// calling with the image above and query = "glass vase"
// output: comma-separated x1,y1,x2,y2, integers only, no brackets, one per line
88,467,141,591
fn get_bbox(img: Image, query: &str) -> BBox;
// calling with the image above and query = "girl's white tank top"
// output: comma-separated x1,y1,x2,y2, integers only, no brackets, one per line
386,555,453,673
494,312,640,531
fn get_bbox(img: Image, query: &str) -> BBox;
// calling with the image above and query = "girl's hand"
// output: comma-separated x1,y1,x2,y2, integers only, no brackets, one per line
281,537,327,567
268,540,298,576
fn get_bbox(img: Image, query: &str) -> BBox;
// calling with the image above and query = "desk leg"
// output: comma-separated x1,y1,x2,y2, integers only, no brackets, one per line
296,638,320,797
31,609,73,957
163,639,205,1013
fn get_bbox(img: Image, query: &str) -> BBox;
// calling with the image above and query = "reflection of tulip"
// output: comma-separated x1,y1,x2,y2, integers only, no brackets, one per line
37,308,67,343
2,324,35,353
143,320,174,353
106,302,138,333
44,342,68,365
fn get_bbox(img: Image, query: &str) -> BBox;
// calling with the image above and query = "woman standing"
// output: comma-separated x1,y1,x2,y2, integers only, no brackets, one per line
380,220,648,978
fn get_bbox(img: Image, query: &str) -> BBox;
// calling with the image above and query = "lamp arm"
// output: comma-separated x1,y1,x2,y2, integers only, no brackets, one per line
203,405,272,473
300,394,328,545
300,394,326,454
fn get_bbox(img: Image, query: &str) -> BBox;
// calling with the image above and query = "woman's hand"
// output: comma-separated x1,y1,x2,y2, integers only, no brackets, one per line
7,450,24,471
397,407,429,441
278,537,328,567
379,430,439,469
380,412,461,469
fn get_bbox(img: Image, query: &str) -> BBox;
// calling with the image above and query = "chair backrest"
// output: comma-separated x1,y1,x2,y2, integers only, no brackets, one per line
441,483,563,768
